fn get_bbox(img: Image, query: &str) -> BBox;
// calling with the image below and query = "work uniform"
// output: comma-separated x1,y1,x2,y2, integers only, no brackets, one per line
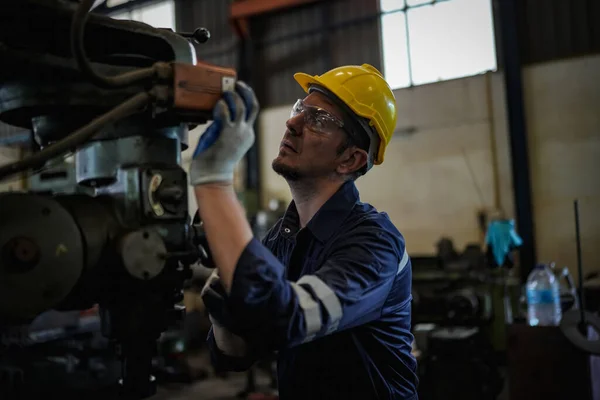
205,181,419,400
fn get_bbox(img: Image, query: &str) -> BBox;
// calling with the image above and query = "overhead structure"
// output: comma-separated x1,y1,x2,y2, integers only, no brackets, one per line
230,0,323,38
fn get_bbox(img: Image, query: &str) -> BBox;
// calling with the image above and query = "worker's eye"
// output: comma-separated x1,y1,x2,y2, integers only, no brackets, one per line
305,113,335,134
313,115,329,129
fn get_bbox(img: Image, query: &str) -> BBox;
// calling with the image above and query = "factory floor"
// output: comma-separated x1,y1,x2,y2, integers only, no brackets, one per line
155,374,274,400
153,372,510,400
151,352,511,400
153,351,276,400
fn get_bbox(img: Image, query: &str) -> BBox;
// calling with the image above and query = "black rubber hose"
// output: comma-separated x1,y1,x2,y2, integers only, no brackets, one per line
0,92,152,182
71,0,156,88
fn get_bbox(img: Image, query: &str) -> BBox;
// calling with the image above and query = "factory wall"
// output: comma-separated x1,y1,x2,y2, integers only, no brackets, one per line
177,0,383,109
257,54,600,280
524,55,600,280
175,0,238,69
251,0,382,108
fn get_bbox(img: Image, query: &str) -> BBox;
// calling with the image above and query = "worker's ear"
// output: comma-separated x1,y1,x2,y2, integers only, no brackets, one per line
336,147,367,176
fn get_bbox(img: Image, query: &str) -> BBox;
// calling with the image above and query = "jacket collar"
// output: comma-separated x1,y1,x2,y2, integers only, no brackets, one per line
279,181,360,243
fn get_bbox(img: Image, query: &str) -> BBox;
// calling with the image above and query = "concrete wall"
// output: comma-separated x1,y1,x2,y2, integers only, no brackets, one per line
524,56,600,280
257,55,600,279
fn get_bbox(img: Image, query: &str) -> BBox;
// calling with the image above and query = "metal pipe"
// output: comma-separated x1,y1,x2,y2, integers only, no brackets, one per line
574,199,586,329
485,71,501,212
403,4,414,87
496,0,537,283
238,32,261,212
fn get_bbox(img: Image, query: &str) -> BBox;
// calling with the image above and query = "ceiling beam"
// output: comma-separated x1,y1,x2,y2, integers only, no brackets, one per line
230,0,323,37
231,0,322,20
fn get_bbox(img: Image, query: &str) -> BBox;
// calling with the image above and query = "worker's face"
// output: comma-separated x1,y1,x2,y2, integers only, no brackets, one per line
272,92,366,182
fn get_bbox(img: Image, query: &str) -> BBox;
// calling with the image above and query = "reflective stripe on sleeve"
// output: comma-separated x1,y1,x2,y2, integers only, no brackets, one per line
398,249,409,275
297,274,343,335
290,282,322,342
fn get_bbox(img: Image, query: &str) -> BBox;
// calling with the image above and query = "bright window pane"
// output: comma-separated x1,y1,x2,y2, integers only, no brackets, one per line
110,9,133,20
131,1,175,30
106,0,129,7
380,12,411,89
380,0,405,12
406,0,431,6
109,1,176,31
406,0,497,85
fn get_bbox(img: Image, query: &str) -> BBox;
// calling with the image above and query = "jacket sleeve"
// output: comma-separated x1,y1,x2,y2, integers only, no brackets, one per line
226,218,409,350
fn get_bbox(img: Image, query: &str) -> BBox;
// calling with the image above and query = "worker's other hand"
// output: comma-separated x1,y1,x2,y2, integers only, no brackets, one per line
200,269,225,307
200,270,248,356
200,269,229,325
189,81,259,186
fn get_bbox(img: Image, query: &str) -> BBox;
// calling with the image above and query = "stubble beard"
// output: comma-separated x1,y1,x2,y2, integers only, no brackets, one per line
271,157,302,181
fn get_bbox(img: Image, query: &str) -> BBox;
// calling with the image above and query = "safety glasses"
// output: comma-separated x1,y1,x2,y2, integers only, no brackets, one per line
290,99,344,135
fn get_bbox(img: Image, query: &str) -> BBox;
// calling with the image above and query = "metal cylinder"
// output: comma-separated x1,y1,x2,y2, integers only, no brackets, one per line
0,193,84,321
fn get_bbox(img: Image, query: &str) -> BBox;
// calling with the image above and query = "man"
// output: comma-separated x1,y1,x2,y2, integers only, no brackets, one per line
190,64,418,399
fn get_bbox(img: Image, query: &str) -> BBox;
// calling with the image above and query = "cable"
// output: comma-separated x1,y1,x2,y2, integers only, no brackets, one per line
0,92,152,182
70,0,156,88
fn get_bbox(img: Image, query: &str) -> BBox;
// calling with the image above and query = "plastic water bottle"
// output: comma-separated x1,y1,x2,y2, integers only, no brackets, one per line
526,264,562,326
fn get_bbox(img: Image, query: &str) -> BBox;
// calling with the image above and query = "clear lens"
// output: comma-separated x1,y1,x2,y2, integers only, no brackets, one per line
290,99,303,118
289,99,343,134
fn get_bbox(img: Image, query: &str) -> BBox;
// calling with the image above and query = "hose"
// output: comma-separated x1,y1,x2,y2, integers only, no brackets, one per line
0,92,152,182
0,1,161,181
70,0,156,88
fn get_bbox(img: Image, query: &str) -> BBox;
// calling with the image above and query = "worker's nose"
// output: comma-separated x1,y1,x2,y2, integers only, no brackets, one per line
286,114,304,137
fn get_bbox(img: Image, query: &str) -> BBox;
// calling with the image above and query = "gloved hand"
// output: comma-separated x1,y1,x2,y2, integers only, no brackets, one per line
201,269,248,356
200,269,228,321
189,81,259,186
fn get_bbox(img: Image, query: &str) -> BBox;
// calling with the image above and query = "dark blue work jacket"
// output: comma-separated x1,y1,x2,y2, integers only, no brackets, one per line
205,181,418,400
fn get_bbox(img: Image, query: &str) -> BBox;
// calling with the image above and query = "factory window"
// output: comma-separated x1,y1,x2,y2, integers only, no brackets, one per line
107,0,176,31
380,0,497,89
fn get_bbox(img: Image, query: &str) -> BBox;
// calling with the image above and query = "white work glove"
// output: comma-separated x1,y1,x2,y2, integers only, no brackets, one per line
201,269,248,357
189,81,259,186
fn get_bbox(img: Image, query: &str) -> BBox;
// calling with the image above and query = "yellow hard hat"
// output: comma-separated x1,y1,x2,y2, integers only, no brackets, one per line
293,64,397,165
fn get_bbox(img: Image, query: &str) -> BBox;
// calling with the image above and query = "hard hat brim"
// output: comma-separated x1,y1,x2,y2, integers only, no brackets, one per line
293,72,322,94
